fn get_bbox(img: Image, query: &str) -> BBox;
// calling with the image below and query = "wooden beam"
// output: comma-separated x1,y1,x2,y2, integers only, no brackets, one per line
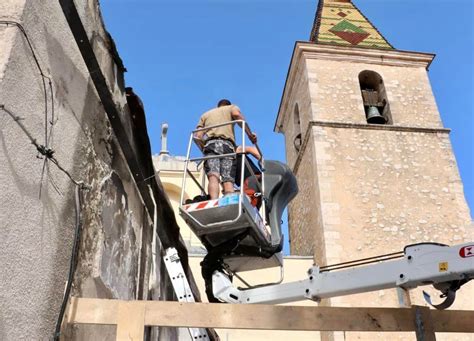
430,309,474,333
67,298,474,334
116,301,145,341
67,297,118,325
145,301,417,331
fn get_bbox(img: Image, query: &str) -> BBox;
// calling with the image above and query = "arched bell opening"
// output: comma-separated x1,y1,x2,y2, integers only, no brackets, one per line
293,103,302,152
359,70,392,125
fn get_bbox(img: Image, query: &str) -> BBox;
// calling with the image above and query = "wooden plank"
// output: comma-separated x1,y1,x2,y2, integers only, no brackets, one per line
67,298,474,333
116,301,146,341
67,297,119,325
430,309,474,333
144,301,417,331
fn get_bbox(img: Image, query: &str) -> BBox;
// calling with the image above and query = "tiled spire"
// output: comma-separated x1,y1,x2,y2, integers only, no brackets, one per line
310,0,393,49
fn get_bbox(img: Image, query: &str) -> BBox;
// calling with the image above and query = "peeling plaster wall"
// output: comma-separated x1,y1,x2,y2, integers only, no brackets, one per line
0,1,179,340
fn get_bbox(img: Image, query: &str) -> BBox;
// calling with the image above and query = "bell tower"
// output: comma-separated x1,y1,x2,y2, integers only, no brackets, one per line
276,0,473,338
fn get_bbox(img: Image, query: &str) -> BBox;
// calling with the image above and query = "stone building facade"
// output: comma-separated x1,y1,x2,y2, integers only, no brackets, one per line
0,1,198,340
275,0,473,340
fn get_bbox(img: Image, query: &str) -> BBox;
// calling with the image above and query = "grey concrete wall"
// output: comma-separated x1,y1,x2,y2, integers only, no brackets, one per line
0,1,182,340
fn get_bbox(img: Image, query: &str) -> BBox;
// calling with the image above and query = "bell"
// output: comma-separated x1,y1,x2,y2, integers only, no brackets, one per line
366,106,386,124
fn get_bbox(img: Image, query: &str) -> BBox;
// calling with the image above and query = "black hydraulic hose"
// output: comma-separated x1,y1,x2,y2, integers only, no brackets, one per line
53,184,83,340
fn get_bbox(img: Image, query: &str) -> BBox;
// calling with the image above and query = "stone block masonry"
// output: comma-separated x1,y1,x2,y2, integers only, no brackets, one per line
276,42,473,340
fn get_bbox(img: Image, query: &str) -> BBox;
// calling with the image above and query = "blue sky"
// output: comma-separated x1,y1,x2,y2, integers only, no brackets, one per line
100,0,473,238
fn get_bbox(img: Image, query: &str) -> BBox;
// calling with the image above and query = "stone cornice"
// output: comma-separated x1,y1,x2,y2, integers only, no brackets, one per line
298,42,435,68
293,120,450,175
309,120,450,134
275,42,436,133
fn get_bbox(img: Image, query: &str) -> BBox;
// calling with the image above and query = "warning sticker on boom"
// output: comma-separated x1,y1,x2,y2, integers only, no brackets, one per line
459,245,474,258
438,262,448,272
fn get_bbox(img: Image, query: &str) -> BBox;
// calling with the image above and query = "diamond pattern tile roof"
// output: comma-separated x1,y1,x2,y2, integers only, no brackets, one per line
310,0,394,50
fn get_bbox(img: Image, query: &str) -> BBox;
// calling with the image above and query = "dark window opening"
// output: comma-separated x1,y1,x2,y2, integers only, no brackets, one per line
359,70,392,124
293,103,302,152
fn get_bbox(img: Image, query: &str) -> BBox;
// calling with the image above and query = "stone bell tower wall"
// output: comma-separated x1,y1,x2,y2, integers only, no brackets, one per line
278,45,473,334
280,44,472,260
305,57,444,128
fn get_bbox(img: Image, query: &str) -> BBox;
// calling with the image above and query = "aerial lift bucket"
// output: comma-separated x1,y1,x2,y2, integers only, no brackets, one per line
179,121,298,273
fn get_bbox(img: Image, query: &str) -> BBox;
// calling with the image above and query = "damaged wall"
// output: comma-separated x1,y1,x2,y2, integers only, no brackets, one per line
0,1,195,340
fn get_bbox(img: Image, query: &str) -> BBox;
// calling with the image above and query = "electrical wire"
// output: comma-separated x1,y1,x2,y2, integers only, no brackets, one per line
53,183,83,341
0,20,56,197
41,79,57,199
0,20,53,146
0,105,85,187
47,163,64,197
47,79,56,138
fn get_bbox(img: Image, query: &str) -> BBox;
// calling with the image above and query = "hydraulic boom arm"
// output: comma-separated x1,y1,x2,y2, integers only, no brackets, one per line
212,242,474,309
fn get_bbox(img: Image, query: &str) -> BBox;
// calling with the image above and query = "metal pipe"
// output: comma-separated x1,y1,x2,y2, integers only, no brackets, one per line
186,169,206,195
230,264,284,289
320,251,404,270
180,132,194,206
148,185,159,292
244,157,264,192
159,123,169,155
200,165,207,196
239,121,246,215
190,152,237,162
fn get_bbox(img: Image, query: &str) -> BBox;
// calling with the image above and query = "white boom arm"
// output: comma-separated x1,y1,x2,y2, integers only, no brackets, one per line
213,242,474,308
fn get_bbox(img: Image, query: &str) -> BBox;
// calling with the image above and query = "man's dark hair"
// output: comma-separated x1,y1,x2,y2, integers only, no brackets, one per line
217,99,231,107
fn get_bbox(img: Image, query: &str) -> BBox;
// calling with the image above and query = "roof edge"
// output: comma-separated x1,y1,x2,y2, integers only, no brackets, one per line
350,0,395,49
274,41,299,133
309,0,324,42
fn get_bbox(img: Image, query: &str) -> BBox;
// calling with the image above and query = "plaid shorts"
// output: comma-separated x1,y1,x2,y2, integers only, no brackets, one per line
203,139,236,183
